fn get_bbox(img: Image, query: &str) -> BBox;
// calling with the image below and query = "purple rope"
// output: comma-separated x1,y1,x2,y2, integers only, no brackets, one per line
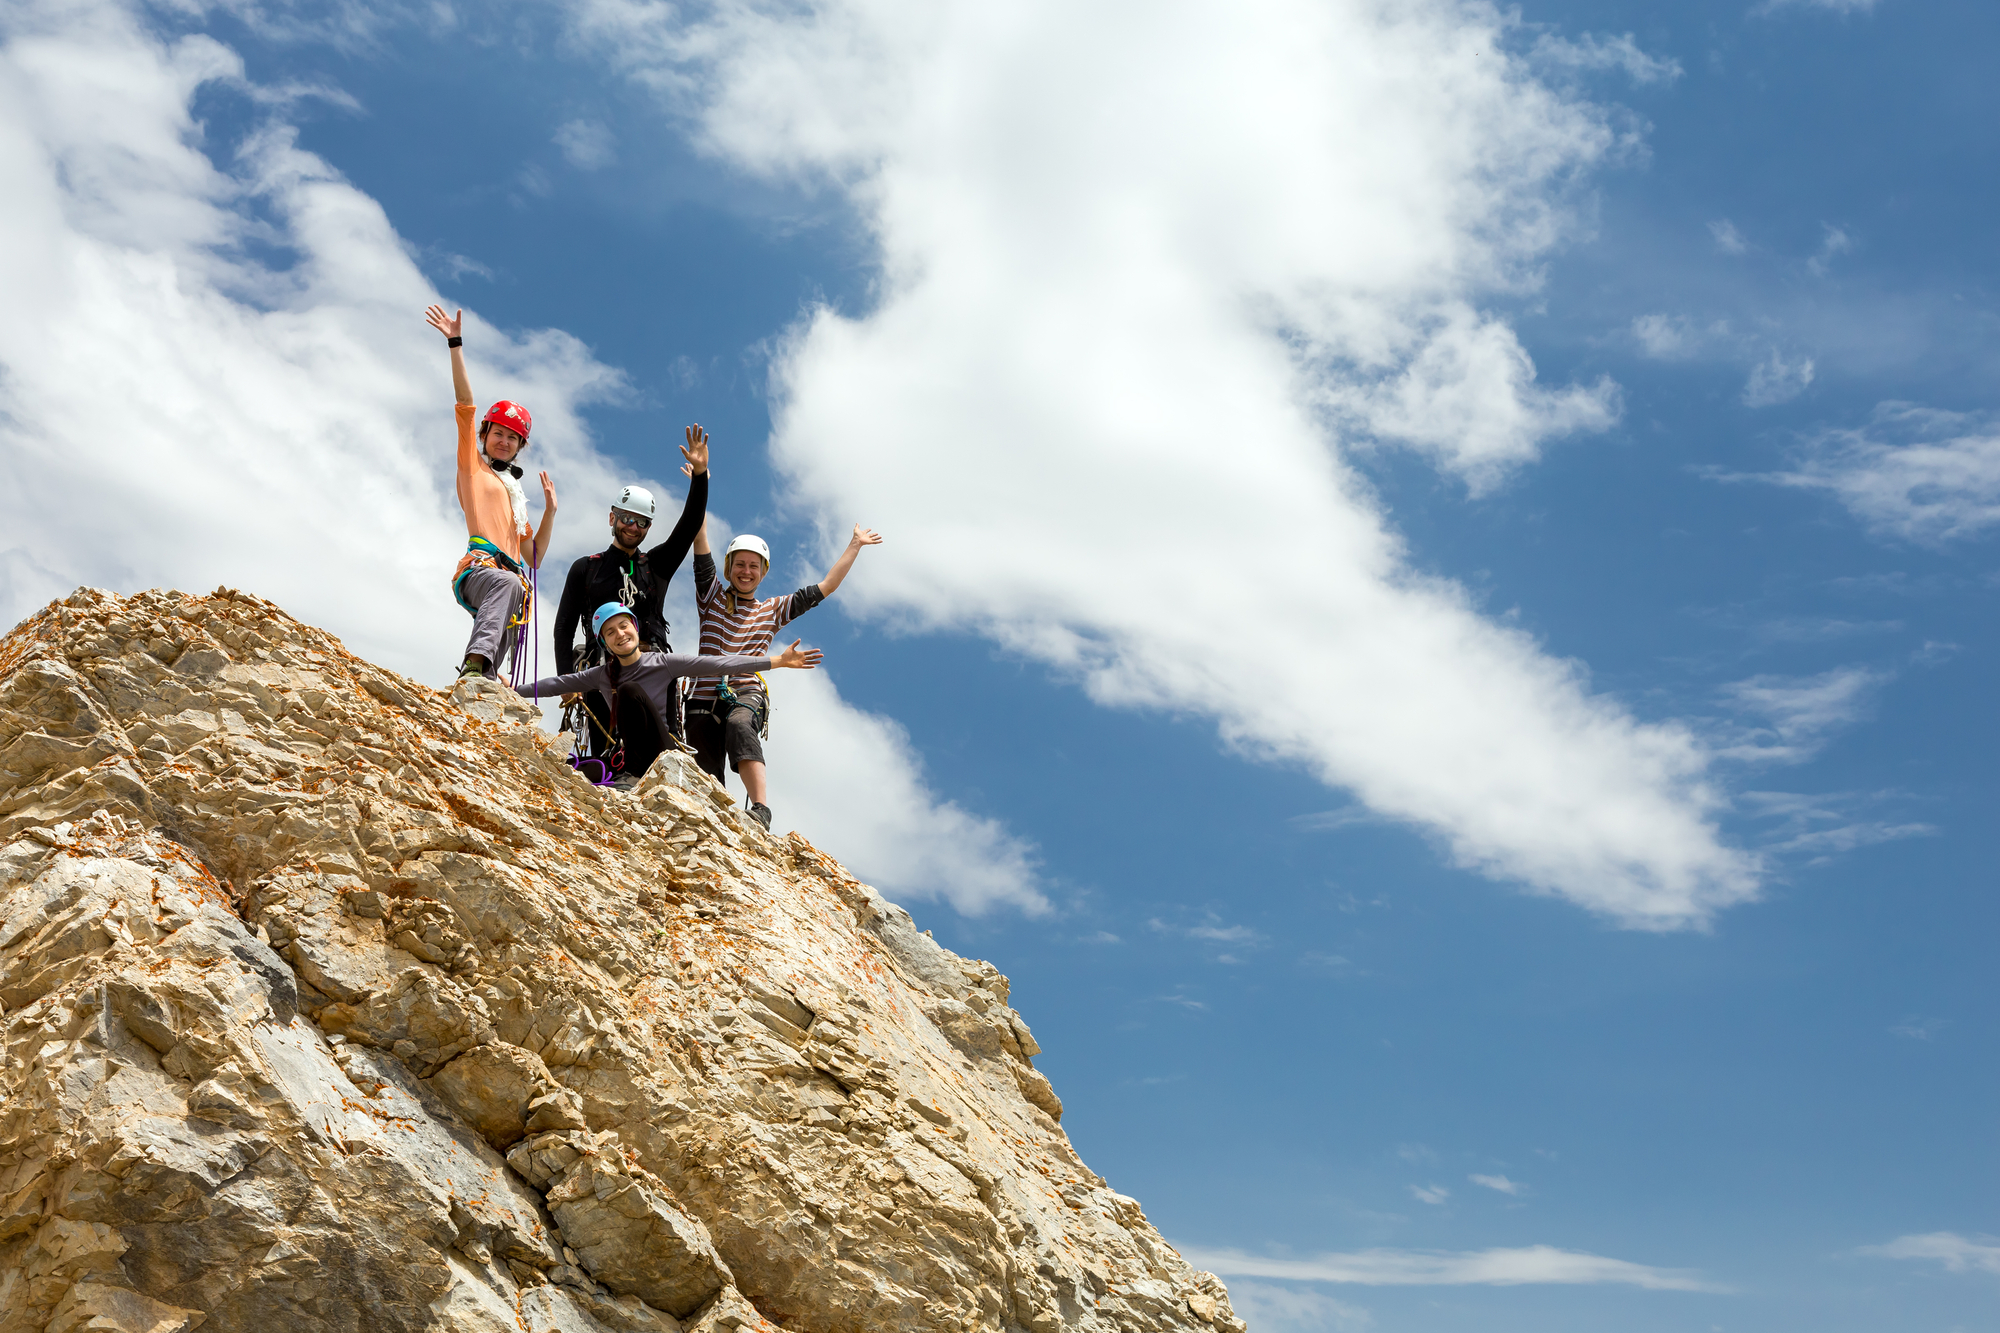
506,561,536,694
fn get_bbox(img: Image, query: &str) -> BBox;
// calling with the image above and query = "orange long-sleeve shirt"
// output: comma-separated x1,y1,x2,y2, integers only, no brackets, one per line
454,402,534,563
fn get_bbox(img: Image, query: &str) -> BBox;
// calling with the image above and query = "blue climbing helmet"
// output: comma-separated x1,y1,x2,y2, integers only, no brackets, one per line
592,602,637,641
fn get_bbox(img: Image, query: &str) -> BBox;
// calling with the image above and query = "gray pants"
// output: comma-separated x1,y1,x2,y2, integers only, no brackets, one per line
460,563,525,677
686,698,765,780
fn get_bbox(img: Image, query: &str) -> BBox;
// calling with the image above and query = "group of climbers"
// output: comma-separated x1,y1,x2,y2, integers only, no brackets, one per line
428,305,882,829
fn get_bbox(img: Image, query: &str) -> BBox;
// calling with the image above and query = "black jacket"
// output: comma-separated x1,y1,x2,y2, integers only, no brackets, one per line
553,471,707,673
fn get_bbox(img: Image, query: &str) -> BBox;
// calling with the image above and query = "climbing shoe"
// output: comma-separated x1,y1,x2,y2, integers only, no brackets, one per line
610,772,641,793
458,654,488,678
747,802,772,830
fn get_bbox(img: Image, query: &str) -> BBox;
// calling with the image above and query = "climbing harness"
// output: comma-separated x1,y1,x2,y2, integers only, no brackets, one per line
450,537,536,682
711,672,772,741
451,536,519,611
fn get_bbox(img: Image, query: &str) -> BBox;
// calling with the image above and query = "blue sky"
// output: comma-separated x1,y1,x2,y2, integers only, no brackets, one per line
3,0,1997,1329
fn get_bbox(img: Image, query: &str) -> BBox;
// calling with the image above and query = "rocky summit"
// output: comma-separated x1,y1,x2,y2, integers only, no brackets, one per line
0,588,1245,1333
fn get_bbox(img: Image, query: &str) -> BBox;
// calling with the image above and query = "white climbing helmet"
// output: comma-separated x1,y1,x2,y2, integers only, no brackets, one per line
722,534,770,570
612,485,657,520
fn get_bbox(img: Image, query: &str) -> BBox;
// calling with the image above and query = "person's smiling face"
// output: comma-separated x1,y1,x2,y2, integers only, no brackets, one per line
611,508,650,551
727,551,766,595
484,423,525,463
600,614,640,659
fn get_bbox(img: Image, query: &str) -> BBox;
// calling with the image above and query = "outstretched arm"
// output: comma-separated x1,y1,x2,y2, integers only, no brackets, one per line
818,524,883,597
661,651,783,679
693,517,711,557
648,425,710,578
426,305,473,406
518,663,609,697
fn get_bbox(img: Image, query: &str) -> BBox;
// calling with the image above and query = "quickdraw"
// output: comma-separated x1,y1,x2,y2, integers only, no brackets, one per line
562,694,623,786
714,670,773,740
508,559,537,694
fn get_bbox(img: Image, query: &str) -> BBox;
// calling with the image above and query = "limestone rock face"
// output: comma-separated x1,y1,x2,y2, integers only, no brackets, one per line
0,589,1245,1333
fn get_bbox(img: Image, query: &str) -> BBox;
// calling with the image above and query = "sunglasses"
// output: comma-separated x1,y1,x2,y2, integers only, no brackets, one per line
613,513,652,529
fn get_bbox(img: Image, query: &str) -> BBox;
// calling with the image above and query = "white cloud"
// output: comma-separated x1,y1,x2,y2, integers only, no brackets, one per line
1631,313,1820,408
1736,789,1936,865
1530,32,1683,85
1150,915,1264,946
1754,0,1881,16
553,117,616,169
1709,219,1748,254
1743,347,1815,406
1409,1184,1451,1206
757,669,1046,913
1741,615,1902,645
0,0,1040,917
1807,223,1854,277
1469,1173,1524,1195
568,0,1762,931
1630,313,1744,362
1222,1282,1373,1332
1188,923,1260,943
1300,951,1355,975
1290,806,1382,831
1765,819,1935,859
1181,1244,1723,1291
1857,1233,2000,1275
1632,312,1699,359
1716,665,1887,763
1888,1016,1945,1041
1740,402,2000,544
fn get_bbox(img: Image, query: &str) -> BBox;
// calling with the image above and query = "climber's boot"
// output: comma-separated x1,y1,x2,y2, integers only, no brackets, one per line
747,802,772,830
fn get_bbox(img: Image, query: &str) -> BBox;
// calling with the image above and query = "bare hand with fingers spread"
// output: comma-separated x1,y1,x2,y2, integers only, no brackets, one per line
424,305,462,341
769,639,823,671
681,424,710,478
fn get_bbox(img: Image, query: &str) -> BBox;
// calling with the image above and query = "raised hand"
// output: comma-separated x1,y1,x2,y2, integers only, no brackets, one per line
539,470,558,512
681,424,710,478
425,305,463,340
769,639,823,670
848,524,883,549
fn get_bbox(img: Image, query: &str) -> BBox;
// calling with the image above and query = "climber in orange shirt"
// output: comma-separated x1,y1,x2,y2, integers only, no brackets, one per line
426,305,559,680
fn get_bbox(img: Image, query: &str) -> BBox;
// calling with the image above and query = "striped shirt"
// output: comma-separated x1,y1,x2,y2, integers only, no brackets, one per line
689,553,825,704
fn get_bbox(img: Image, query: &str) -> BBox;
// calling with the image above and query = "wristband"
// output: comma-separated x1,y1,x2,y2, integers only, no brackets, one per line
447,336,463,348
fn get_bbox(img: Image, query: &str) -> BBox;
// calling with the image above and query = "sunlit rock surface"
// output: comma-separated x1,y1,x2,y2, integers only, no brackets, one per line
0,588,1244,1333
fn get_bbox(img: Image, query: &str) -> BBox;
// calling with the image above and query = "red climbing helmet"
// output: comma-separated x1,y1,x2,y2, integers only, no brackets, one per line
482,400,533,442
